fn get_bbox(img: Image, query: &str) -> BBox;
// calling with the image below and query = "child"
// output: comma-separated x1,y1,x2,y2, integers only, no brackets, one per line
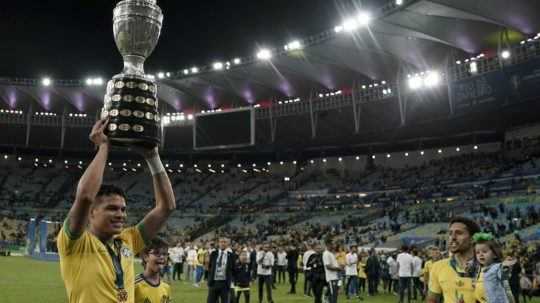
135,238,172,303
233,251,252,303
473,233,515,303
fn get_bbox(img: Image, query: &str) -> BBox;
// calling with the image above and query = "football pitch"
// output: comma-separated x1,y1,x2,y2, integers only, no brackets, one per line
1,257,539,303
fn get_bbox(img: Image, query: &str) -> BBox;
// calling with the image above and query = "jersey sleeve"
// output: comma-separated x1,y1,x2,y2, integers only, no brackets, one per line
56,218,88,256
120,226,146,255
428,262,442,295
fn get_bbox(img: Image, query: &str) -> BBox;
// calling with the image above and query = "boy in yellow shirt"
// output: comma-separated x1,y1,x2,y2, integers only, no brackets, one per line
135,238,172,303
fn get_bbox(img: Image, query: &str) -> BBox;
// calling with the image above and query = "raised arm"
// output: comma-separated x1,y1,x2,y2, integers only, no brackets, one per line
138,148,176,241
67,119,109,237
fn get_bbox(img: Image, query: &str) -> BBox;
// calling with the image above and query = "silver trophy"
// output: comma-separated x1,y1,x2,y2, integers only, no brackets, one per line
101,0,163,148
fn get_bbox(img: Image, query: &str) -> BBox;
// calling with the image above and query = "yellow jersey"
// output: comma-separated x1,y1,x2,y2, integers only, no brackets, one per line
197,248,206,266
357,261,367,279
474,271,487,303
429,258,476,303
134,274,171,303
57,220,147,303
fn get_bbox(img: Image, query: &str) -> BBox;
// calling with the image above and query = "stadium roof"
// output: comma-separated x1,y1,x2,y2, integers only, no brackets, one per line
2,0,539,114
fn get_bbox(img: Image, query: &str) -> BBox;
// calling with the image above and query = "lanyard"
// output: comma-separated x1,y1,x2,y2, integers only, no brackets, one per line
104,239,126,292
449,256,479,279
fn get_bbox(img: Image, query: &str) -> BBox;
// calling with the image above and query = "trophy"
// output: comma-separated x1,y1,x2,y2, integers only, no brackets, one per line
101,0,163,148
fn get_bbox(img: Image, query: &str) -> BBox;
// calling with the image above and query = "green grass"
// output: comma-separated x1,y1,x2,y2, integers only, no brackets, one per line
1,257,539,303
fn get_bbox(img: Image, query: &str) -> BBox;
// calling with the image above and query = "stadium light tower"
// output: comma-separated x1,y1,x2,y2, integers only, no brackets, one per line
343,18,359,32
284,40,303,51
257,49,272,60
213,62,224,70
42,77,52,87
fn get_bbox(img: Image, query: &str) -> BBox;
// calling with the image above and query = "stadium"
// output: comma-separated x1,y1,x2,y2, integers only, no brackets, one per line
2,0,540,303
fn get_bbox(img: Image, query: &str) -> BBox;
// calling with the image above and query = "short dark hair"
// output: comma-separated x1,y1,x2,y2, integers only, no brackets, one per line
141,237,169,268
97,184,126,200
450,217,481,236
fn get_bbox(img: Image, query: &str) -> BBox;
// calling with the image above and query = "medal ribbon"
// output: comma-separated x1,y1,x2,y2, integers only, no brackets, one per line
104,239,126,302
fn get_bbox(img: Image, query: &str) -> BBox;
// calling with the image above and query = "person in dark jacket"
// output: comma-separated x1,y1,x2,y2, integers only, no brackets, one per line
287,245,300,294
233,251,252,303
366,248,381,296
207,238,236,303
307,243,326,303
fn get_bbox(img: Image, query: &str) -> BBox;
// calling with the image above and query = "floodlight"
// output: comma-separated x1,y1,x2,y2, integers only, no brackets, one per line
257,49,272,60
157,72,165,79
501,50,511,59
42,77,52,87
408,76,423,90
233,58,242,65
357,12,372,26
424,71,441,87
213,62,224,70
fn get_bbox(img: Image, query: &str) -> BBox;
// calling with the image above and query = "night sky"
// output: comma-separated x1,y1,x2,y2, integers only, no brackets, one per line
1,0,382,79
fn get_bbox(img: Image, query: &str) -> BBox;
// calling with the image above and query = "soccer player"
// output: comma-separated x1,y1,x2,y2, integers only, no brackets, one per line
57,118,176,303
135,238,172,303
427,217,481,303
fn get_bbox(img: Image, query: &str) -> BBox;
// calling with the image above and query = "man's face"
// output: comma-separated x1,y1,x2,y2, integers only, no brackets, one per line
239,252,249,263
431,248,442,260
314,244,323,253
448,223,473,255
219,238,229,250
144,248,168,272
89,194,126,236
263,244,270,252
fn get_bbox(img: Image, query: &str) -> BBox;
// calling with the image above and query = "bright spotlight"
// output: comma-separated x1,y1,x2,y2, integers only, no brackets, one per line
94,78,104,85
424,71,441,87
213,62,224,70
257,49,272,60
157,72,165,79
233,58,242,65
183,69,190,75
357,12,372,26
190,67,199,74
334,26,343,33
501,50,511,59
408,76,423,90
396,0,403,5
285,40,302,51
470,62,478,74
85,78,94,86
343,18,359,32
42,77,52,87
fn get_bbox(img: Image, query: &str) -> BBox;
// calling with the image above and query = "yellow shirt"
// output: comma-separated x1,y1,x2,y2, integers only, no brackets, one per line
357,261,367,279
197,249,206,266
336,251,347,267
134,274,171,303
474,271,487,303
57,222,146,303
429,258,476,303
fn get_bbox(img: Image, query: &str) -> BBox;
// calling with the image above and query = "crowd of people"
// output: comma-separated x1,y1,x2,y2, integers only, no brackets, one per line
157,216,540,303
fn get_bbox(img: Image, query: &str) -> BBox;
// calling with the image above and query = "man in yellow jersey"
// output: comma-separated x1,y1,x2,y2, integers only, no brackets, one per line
135,238,172,303
422,246,441,294
57,118,176,303
427,217,481,303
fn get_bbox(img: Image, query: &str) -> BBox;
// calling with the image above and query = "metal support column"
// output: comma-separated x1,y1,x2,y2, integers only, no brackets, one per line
25,103,33,147
396,67,406,126
351,82,361,133
269,98,277,143
60,106,67,149
308,91,317,139
446,57,455,116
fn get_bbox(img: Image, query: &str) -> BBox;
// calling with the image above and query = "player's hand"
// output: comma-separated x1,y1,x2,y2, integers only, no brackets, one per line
89,118,109,147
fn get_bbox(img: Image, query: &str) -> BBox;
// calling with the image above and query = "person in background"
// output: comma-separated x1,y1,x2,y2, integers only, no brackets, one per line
286,245,299,294
397,245,414,303
387,253,399,294
358,251,368,296
366,248,380,296
135,238,172,303
307,243,326,303
345,245,359,300
207,238,235,303
303,243,315,297
257,243,274,303
323,242,342,303
411,248,424,301
422,246,441,295
276,247,287,284
170,242,184,281
473,232,515,303
186,243,197,282
233,251,252,303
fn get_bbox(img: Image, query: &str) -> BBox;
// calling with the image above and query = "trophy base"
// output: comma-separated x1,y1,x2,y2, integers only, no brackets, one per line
109,137,159,149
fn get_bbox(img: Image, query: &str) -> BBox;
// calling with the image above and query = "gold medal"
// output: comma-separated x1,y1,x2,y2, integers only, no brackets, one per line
117,288,128,303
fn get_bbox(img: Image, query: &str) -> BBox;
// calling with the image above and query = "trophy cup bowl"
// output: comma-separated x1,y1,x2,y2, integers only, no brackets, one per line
101,0,163,149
